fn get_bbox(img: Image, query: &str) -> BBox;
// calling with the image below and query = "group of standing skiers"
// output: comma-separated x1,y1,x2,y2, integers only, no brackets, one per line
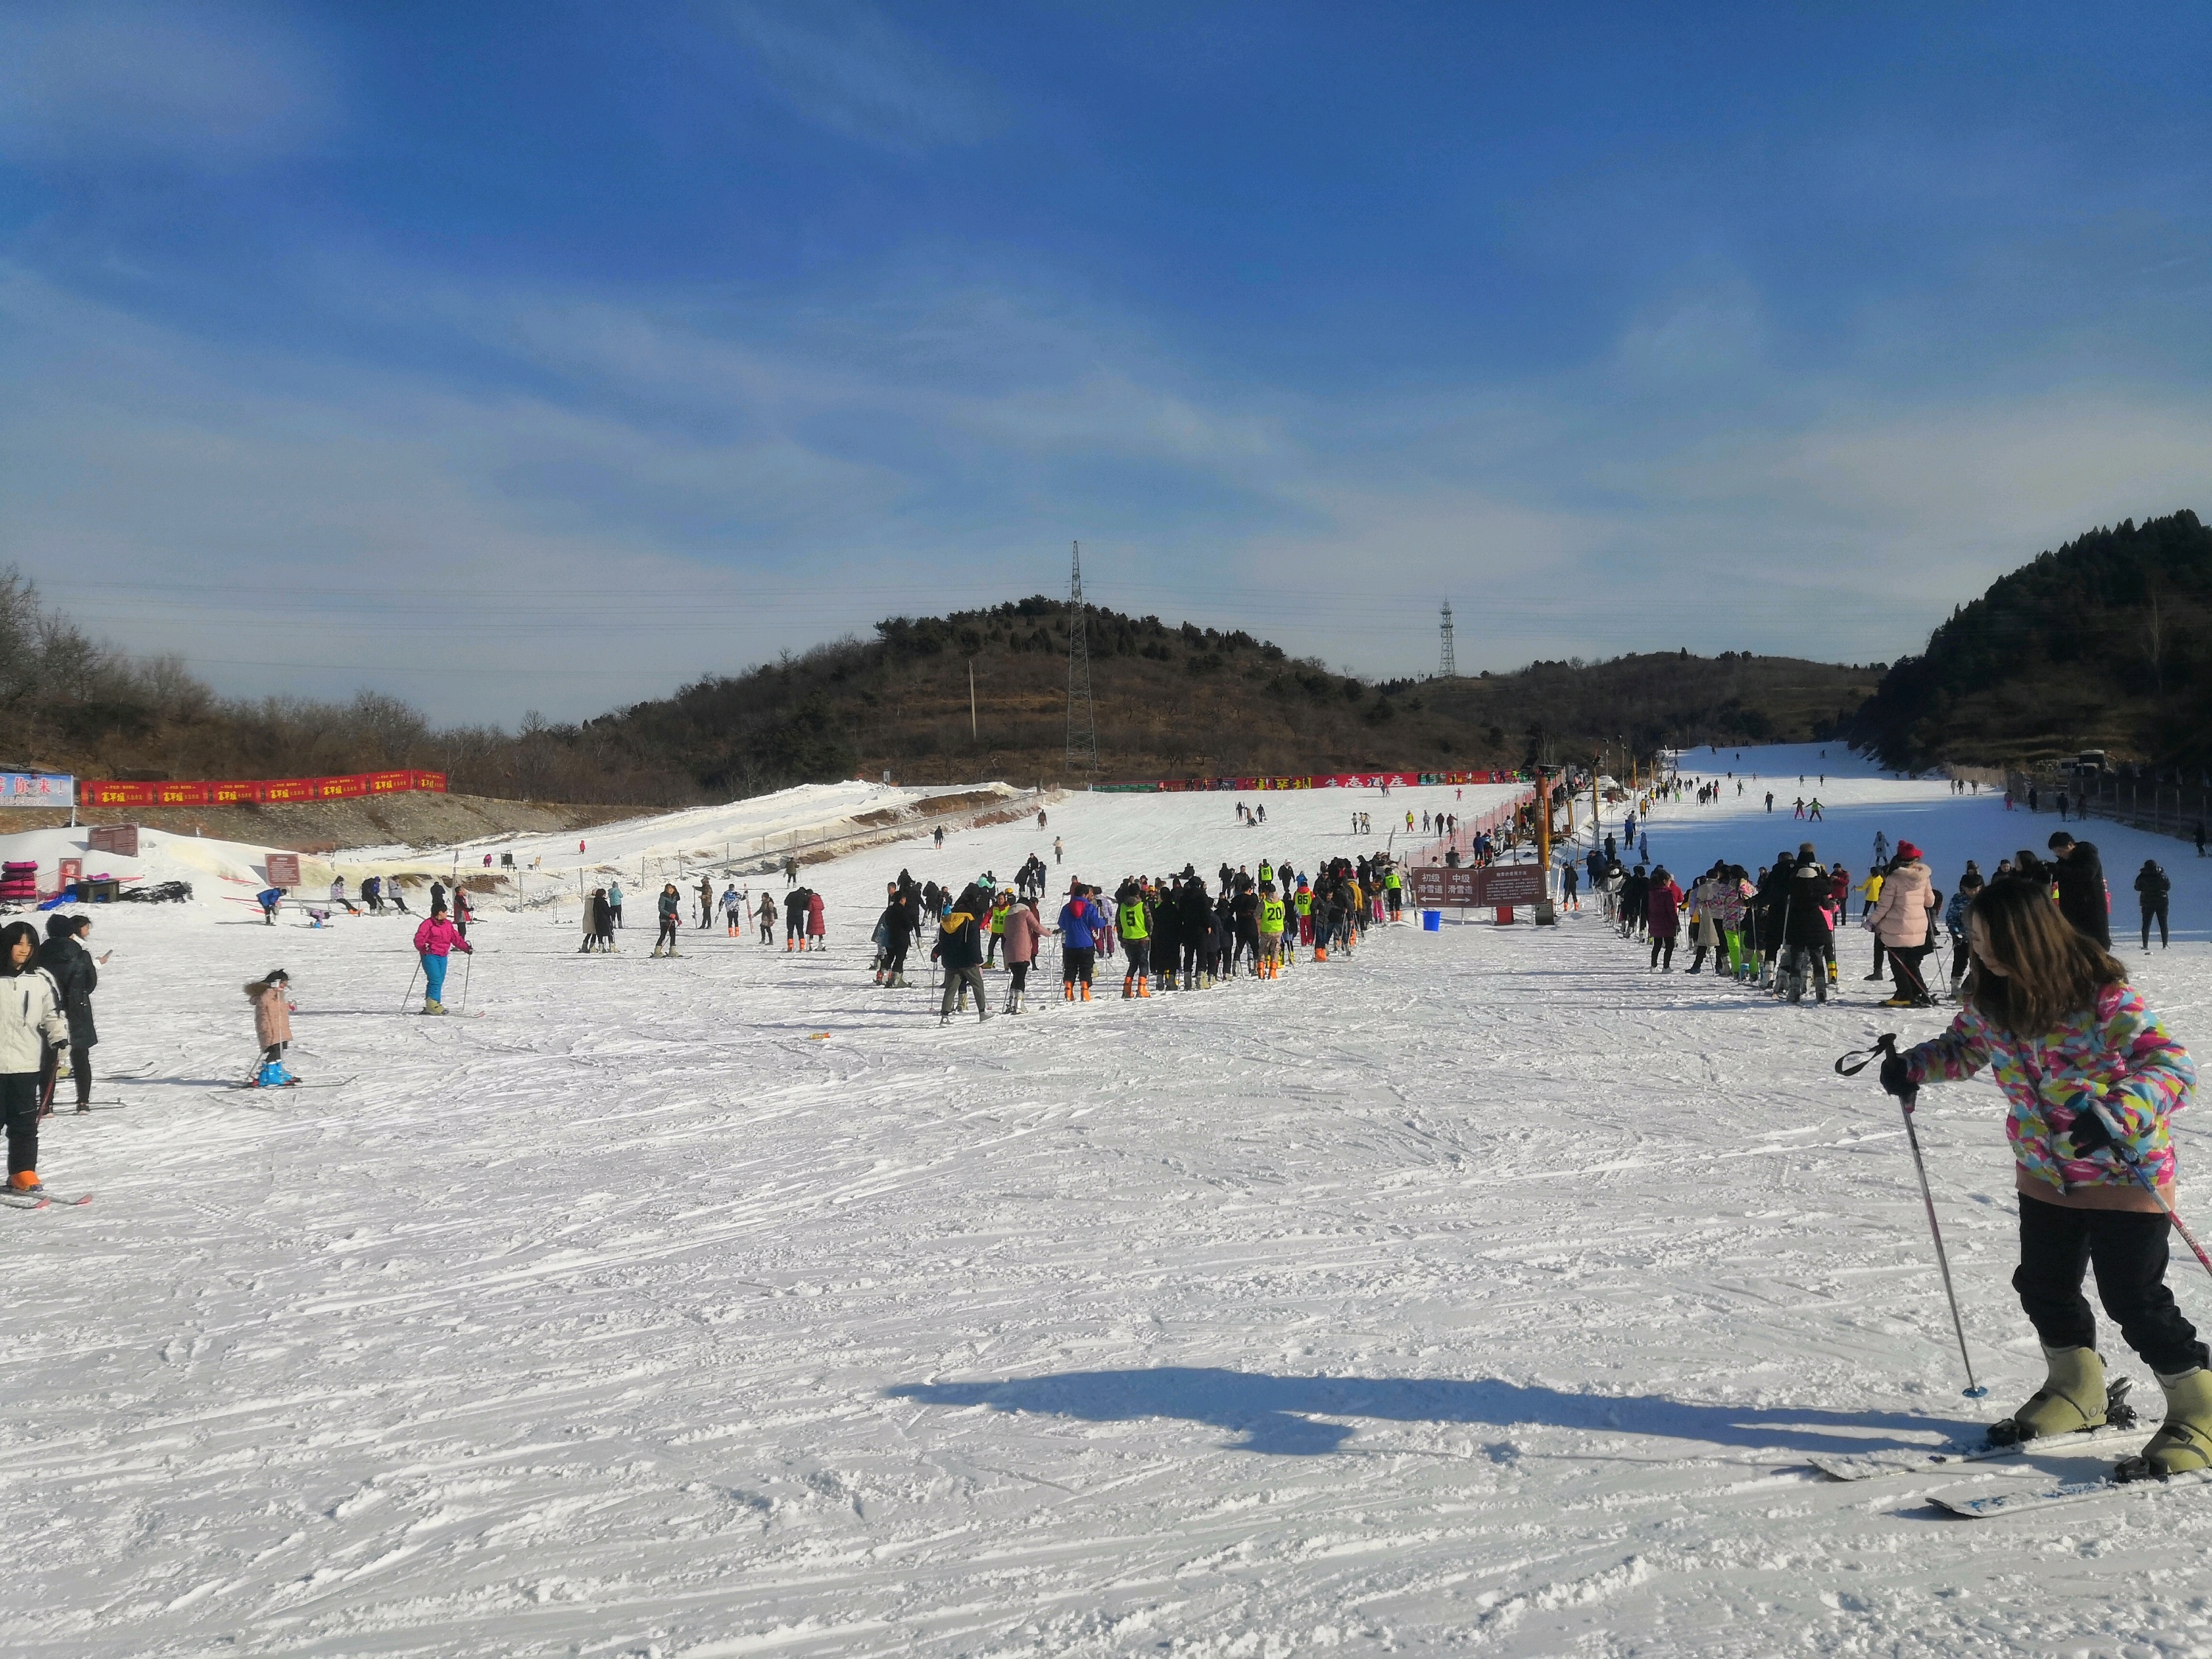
869,851,1399,1023
0,914,103,1198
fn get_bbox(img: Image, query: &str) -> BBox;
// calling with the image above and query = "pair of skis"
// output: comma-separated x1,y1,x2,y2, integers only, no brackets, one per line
1817,1426,2196,1517
2,1189,92,1211
1810,1380,2198,1514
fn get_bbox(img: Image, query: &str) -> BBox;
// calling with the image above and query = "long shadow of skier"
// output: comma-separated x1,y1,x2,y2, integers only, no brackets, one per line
886,1367,1956,1456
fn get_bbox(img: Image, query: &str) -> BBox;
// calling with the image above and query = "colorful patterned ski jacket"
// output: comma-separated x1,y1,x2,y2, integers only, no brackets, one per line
1902,982,2193,1210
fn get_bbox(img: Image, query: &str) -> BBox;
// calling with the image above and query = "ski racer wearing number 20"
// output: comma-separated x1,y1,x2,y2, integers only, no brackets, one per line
1883,876,2210,1482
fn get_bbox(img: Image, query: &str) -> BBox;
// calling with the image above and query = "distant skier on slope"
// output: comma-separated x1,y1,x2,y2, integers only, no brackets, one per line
653,884,683,958
414,903,473,1012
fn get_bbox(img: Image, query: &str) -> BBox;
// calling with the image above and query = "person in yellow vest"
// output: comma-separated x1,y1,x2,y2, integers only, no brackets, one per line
1295,877,1313,946
1382,861,1402,920
1859,866,1888,981
986,890,1011,968
1116,880,1152,999
1257,882,1287,978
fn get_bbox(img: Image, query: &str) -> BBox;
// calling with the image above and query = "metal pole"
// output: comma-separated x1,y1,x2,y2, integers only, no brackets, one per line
1898,1089,1986,1397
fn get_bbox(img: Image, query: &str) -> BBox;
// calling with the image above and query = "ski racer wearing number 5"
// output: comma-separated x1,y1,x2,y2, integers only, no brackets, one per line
1882,876,2210,1481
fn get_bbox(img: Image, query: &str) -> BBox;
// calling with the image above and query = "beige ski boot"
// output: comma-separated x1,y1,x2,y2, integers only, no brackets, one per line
1988,1344,2107,1444
2119,1368,2212,1481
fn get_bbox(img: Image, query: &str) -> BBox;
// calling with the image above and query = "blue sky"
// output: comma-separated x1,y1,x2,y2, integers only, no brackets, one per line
3,2,2209,723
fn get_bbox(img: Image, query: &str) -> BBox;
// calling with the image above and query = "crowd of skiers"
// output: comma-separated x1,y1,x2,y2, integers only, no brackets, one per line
869,852,1403,1023
1586,821,2179,1010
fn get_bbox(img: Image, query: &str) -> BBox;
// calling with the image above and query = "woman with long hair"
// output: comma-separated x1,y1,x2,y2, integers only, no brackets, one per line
1882,876,2208,1478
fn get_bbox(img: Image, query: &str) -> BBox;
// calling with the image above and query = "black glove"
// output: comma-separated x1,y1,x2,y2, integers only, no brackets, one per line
2066,1102,2115,1158
1878,1051,1914,1101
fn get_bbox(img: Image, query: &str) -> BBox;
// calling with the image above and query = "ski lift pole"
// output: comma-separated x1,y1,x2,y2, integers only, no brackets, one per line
1838,1034,1986,1397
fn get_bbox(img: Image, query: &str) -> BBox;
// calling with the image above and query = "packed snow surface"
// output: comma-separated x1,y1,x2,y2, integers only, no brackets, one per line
8,748,2212,1655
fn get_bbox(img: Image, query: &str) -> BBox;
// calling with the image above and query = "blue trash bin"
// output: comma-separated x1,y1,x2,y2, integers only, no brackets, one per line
1422,909,1441,931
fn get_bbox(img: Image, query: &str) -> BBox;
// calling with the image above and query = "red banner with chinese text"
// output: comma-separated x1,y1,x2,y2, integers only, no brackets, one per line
77,771,448,808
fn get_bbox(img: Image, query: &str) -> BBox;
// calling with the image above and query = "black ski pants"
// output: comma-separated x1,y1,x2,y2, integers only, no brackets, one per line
1888,943,1934,1001
1,1071,37,1176
1649,934,1674,970
1062,945,1095,986
1123,940,1150,981
657,917,679,950
2016,1192,2208,1375
2143,902,2170,948
39,1040,91,1110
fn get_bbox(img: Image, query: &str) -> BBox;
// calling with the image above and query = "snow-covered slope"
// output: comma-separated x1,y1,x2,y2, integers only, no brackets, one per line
4,756,2210,1655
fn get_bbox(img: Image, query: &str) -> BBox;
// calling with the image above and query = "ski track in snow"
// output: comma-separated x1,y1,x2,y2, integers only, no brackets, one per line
8,745,2212,1655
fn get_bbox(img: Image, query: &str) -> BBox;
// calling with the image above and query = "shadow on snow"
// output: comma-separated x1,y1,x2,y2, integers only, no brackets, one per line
886,1366,1955,1456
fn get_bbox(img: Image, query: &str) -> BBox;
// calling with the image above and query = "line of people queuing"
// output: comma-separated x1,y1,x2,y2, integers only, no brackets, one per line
869,852,1402,1023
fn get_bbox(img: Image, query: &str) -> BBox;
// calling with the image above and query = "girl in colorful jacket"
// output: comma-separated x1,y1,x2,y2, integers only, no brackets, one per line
1883,876,2208,1478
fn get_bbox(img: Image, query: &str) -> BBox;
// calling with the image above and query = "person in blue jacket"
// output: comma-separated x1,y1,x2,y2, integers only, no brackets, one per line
257,886,284,925
1057,880,1101,1000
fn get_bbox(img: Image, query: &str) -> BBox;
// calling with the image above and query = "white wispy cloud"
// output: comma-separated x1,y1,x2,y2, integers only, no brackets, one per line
721,1,999,153
0,0,341,170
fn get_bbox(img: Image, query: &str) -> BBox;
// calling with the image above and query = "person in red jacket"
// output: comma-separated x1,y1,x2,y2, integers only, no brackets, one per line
1646,866,1685,972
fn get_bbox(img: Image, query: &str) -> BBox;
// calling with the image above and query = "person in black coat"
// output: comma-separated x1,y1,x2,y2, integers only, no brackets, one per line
36,914,98,1114
2047,832,2111,948
2137,858,2173,950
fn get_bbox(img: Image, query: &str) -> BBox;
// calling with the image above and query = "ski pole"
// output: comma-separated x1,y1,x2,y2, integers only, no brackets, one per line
460,950,474,1015
400,960,420,1013
1837,1034,1986,1397
2082,1097,2212,1284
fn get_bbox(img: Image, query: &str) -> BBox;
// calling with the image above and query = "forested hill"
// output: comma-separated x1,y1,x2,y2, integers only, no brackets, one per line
1850,509,2212,773
580,602,1877,793
4,571,1874,805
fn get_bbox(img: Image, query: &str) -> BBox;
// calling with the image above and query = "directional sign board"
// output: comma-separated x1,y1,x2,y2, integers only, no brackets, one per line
1408,863,1548,908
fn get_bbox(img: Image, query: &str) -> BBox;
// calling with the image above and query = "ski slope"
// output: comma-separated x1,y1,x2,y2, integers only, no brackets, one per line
7,753,2212,1656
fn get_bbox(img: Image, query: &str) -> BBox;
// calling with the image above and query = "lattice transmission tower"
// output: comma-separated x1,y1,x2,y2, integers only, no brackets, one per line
1065,540,1099,774
1439,601,1457,678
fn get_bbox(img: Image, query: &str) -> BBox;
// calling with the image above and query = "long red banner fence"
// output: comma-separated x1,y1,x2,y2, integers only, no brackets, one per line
77,771,448,809
1099,769,1523,793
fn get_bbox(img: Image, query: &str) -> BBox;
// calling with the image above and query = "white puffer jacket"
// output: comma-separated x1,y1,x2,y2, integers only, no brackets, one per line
0,967,68,1073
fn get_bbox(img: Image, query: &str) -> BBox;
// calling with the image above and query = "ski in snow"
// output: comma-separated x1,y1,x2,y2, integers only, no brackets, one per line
1,1190,92,1210
1809,1422,2149,1481
1933,1465,2212,1517
1809,1381,2140,1481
